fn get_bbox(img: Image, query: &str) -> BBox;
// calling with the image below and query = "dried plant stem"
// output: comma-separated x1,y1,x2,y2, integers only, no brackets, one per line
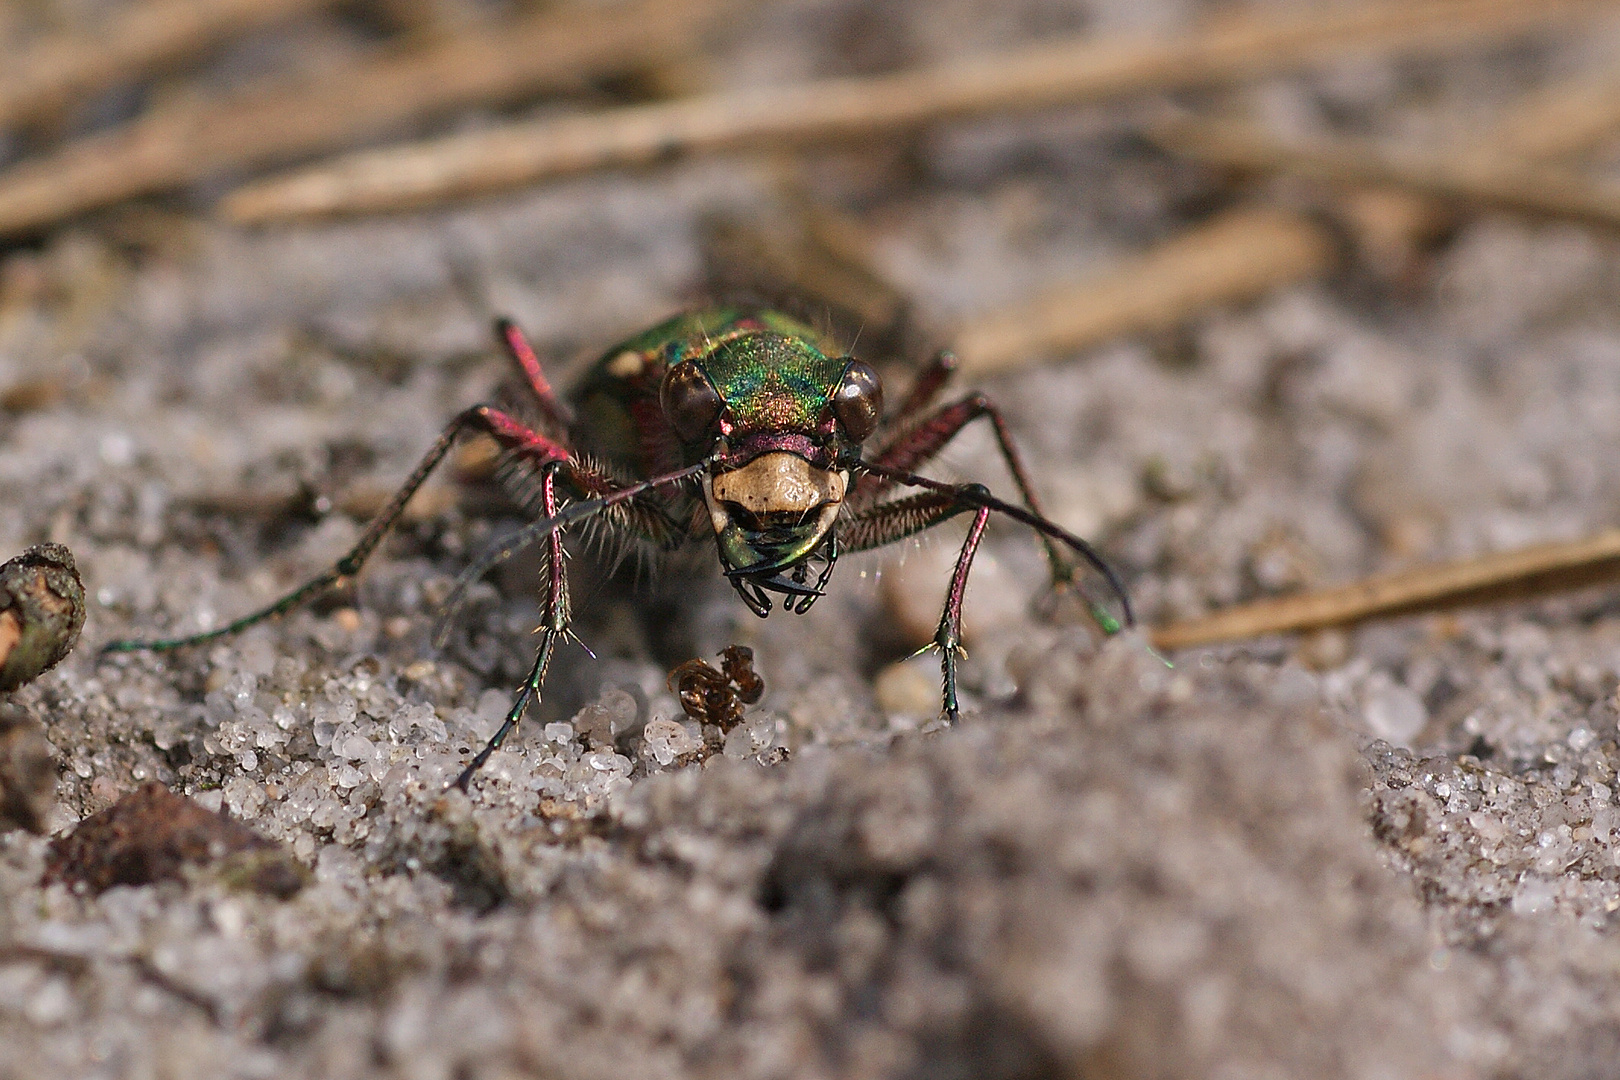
1120,77,1620,652
1148,116,1620,229
1151,530,1620,650
0,0,334,130
1485,65,1620,162
961,57,1620,377
0,0,722,237
951,208,1335,376
221,0,1610,222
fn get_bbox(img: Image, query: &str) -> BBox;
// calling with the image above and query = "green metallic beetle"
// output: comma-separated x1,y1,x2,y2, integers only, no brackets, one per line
105,308,1130,790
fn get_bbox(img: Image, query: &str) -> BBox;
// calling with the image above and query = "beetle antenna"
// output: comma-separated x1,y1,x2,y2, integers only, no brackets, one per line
434,460,710,645
854,460,1134,628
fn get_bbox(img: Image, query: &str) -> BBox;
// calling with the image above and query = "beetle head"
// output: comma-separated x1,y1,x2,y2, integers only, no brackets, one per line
659,329,882,614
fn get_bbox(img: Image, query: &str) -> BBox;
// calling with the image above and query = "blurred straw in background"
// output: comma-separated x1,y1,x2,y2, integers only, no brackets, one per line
219,0,1616,223
0,0,728,237
0,0,337,130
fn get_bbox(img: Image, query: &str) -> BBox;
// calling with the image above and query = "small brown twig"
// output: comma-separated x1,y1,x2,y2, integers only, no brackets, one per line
0,0,725,237
0,0,335,130
220,0,1612,222
951,207,1337,376
1150,529,1620,651
1148,115,1620,231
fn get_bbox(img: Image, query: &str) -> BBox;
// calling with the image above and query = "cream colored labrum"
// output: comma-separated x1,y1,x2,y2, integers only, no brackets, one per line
704,451,847,531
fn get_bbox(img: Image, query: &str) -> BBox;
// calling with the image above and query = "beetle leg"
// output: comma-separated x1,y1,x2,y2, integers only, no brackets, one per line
876,348,958,438
935,506,990,722
102,404,569,654
853,392,1076,589
496,318,574,429
836,490,970,552
453,462,570,791
837,491,989,723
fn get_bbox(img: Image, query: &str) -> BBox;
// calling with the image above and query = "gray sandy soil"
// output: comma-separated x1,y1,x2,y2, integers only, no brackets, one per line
6,0,1620,1076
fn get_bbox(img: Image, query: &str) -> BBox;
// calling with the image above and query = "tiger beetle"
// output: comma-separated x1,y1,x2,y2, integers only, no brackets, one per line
104,308,1131,791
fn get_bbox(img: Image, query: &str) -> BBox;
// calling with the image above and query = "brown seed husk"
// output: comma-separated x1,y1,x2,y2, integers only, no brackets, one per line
0,542,85,693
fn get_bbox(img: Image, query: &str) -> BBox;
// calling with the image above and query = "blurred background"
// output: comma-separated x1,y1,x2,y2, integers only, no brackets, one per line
5,0,1620,1077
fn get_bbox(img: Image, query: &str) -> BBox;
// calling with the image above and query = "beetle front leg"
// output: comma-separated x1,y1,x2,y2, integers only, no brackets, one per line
838,490,986,722
840,470,1130,723
854,392,1080,594
454,461,571,791
934,506,990,723
447,452,688,792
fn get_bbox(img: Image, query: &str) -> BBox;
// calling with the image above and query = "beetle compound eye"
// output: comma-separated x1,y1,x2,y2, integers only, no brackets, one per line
832,359,883,441
661,361,724,444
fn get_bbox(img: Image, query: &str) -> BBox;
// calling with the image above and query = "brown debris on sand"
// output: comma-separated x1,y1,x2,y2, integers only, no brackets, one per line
43,781,307,898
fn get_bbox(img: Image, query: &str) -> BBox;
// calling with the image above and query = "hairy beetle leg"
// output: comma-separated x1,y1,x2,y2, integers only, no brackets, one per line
453,463,570,792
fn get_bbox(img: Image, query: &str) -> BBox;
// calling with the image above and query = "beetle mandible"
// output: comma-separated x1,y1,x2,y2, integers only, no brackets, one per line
105,308,1131,790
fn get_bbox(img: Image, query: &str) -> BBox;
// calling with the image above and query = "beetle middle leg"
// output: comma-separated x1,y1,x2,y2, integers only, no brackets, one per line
496,317,574,429
877,348,958,432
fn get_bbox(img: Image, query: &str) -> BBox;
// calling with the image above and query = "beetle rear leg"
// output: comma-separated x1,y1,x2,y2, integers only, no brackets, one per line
101,404,569,655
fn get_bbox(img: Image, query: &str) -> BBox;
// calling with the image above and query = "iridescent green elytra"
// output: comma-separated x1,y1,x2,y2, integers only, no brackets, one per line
104,307,1130,790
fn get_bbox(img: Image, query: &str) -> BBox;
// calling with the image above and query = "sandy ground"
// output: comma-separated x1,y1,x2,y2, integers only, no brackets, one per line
6,0,1620,1076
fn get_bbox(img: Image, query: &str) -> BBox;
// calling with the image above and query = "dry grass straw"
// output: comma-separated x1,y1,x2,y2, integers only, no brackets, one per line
993,48,1620,648
1150,530,1620,650
808,16,1620,377
1126,53,1620,650
0,0,724,237
1137,80,1620,650
219,0,1611,222
0,0,334,130
951,207,1337,376
1485,63,1620,162
1147,115,1620,230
